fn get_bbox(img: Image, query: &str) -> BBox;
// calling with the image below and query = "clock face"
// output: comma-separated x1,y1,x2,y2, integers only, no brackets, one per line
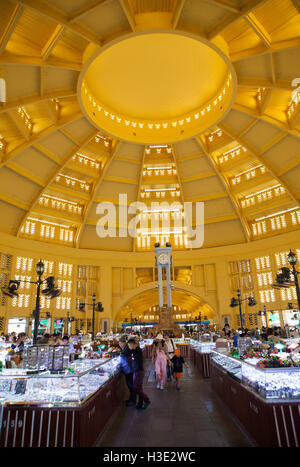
158,253,169,265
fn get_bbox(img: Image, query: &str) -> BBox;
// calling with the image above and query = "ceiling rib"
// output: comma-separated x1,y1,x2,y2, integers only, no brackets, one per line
195,136,251,242
207,0,269,40
292,0,300,14
69,0,113,23
244,12,271,48
237,78,291,91
218,123,300,209
172,0,186,29
75,140,121,248
0,54,82,70
202,0,240,14
41,24,65,60
0,4,24,55
119,0,136,31
230,37,300,62
16,129,99,237
10,0,102,45
7,108,31,141
232,103,300,140
1,111,83,168
0,90,77,115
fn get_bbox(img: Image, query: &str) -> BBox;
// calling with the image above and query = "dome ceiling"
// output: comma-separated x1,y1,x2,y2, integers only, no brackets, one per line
0,0,299,252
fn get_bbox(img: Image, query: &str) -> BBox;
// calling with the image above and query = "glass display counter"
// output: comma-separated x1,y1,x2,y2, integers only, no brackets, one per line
0,356,125,447
190,338,216,354
189,338,215,378
211,350,300,400
210,350,300,447
0,357,120,406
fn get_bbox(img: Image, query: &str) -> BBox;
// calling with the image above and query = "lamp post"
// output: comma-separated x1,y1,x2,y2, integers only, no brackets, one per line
258,305,269,327
79,295,104,341
33,260,44,345
272,250,300,332
287,250,300,312
1,259,61,345
229,289,257,333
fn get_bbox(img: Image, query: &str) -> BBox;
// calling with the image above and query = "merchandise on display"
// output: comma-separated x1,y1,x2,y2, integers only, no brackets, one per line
211,345,300,400
0,356,121,405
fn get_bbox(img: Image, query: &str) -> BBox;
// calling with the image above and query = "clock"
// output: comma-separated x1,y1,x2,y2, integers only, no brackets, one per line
158,253,169,265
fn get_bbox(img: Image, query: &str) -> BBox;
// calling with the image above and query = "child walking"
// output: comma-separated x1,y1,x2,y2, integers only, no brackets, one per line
170,348,189,390
152,335,170,390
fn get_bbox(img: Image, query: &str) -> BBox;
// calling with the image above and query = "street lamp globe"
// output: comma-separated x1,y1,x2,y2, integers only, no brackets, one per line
287,250,297,266
36,260,44,276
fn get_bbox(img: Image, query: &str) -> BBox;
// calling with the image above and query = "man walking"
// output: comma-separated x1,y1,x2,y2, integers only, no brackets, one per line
127,337,151,410
118,335,136,406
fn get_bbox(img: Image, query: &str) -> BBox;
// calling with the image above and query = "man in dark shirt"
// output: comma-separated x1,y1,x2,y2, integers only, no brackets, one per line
127,338,151,410
118,336,136,406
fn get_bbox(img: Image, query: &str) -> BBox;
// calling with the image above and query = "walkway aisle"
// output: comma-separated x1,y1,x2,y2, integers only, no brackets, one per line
96,360,252,447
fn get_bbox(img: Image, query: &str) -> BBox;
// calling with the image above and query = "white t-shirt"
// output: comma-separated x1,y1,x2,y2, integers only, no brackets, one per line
165,339,176,355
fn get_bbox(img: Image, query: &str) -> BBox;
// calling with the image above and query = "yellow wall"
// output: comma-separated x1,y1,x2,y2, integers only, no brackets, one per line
0,229,300,334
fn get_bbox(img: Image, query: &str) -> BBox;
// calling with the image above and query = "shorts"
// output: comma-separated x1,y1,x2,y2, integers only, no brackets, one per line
173,372,183,379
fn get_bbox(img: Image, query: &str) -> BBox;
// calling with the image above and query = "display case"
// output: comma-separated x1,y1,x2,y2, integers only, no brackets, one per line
189,338,215,378
0,357,120,406
190,337,216,354
210,350,300,447
211,350,300,400
0,355,125,447
22,345,70,372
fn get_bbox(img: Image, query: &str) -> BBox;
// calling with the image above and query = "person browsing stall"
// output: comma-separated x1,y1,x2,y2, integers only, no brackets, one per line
127,338,151,410
117,335,136,407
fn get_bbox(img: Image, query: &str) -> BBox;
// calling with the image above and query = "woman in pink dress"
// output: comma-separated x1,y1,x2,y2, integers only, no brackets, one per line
152,334,170,390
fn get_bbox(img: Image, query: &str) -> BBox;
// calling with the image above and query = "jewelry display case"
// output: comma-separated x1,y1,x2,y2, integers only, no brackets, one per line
0,357,120,405
190,338,216,378
210,350,300,447
211,350,300,400
0,356,125,447
22,345,70,372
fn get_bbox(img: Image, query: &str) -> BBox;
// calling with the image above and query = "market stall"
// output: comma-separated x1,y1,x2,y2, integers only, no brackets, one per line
190,335,216,378
210,339,300,447
0,350,125,447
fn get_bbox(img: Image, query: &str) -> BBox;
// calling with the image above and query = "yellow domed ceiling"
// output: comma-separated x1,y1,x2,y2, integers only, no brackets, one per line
0,0,299,252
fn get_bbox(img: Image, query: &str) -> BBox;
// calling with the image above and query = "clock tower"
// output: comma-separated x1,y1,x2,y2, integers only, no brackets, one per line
154,243,175,331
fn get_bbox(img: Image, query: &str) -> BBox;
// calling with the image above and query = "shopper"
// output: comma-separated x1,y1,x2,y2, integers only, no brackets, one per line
62,335,75,355
38,333,50,344
11,332,26,353
171,348,189,391
152,334,170,390
127,338,150,410
118,335,136,406
163,333,176,381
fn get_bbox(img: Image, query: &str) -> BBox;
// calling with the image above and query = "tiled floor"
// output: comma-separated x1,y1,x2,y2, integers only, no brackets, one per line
96,360,253,447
